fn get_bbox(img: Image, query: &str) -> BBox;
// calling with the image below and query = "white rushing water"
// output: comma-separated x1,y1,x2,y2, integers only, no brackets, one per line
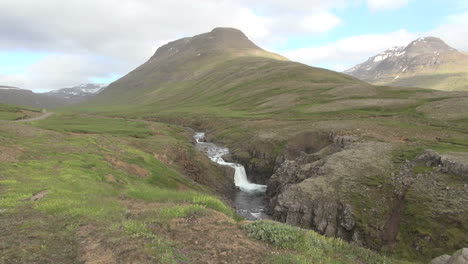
194,132,267,193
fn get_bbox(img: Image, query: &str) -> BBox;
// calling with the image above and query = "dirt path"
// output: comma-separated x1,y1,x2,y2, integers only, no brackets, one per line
16,112,54,122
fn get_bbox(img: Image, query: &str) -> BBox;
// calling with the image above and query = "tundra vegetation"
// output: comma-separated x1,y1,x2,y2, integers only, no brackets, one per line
1,28,467,263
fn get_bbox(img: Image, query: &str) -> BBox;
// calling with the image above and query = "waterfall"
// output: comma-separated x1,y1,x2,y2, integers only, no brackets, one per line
194,132,268,219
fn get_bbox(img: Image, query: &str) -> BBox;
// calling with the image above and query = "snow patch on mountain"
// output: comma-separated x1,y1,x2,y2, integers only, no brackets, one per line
45,83,108,101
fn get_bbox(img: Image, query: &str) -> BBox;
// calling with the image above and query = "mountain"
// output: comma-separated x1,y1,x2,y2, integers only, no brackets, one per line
0,86,66,108
0,83,107,108
344,37,468,91
45,83,107,103
87,27,363,114
0,85,22,90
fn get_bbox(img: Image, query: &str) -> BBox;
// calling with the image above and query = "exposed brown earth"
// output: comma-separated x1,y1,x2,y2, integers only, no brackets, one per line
106,156,150,178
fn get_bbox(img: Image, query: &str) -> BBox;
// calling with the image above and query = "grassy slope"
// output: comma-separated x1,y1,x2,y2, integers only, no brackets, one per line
0,113,415,263
65,42,468,262
0,103,41,120
379,72,468,91
78,55,363,118
382,53,468,91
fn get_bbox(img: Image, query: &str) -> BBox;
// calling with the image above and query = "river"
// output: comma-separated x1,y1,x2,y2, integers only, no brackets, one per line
194,132,269,220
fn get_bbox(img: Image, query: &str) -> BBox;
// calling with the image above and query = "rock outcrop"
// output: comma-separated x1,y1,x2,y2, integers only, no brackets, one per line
262,132,468,258
266,134,393,245
418,149,468,178
430,248,468,264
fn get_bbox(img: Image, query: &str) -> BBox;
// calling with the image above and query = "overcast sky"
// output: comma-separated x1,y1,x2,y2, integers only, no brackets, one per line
0,0,467,92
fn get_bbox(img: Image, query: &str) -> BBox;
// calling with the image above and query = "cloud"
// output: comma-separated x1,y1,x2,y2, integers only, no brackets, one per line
0,54,119,92
0,0,347,91
366,0,412,11
300,12,342,33
429,12,468,52
283,9,468,72
283,29,418,71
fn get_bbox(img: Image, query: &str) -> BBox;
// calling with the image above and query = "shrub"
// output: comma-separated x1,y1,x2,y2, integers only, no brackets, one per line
244,220,304,249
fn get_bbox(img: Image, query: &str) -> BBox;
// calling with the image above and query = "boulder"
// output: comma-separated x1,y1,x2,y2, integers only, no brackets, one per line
430,249,468,264
418,150,468,179
448,248,468,264
430,255,451,264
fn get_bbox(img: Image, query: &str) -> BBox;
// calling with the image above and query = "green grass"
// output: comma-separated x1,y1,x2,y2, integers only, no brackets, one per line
0,117,237,262
31,113,153,138
245,221,413,264
0,103,40,120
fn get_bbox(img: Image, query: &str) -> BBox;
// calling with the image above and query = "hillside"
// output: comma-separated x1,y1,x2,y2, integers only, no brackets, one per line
72,28,468,262
0,103,41,121
85,27,363,116
344,37,468,91
0,86,68,109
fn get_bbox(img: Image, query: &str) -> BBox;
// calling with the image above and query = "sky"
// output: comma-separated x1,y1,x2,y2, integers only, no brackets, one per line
0,0,467,92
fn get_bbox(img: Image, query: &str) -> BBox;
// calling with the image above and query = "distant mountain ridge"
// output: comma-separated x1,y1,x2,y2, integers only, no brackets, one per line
0,83,107,108
0,85,22,90
45,83,107,103
345,37,468,91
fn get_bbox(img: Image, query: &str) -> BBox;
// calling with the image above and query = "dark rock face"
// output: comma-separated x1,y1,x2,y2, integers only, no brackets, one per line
217,128,467,258
265,134,390,246
231,140,279,185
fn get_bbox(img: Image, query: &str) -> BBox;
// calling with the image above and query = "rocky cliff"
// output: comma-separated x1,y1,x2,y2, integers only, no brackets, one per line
231,131,468,260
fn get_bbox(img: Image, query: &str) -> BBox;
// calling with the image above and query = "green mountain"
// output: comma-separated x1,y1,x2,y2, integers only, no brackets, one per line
2,28,467,263
345,37,468,91
85,27,364,116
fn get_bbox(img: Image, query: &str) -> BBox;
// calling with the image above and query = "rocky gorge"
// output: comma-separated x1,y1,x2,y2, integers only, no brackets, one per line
217,130,468,261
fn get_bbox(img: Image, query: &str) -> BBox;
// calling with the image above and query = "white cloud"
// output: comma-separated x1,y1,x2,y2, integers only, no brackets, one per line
0,54,117,91
283,9,468,72
0,0,347,91
367,0,411,11
429,12,468,52
283,29,418,71
300,13,342,33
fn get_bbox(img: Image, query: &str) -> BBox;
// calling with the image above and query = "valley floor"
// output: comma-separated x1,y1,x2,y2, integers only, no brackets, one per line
0,113,417,264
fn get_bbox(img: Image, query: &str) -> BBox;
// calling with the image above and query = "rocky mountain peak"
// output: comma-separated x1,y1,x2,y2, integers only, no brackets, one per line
45,83,107,102
343,36,467,90
405,36,456,55
150,27,261,62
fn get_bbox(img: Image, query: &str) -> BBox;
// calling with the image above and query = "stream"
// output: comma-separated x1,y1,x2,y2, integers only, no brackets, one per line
194,132,269,220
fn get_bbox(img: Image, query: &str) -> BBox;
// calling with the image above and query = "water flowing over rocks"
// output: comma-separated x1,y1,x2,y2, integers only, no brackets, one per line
194,132,268,220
